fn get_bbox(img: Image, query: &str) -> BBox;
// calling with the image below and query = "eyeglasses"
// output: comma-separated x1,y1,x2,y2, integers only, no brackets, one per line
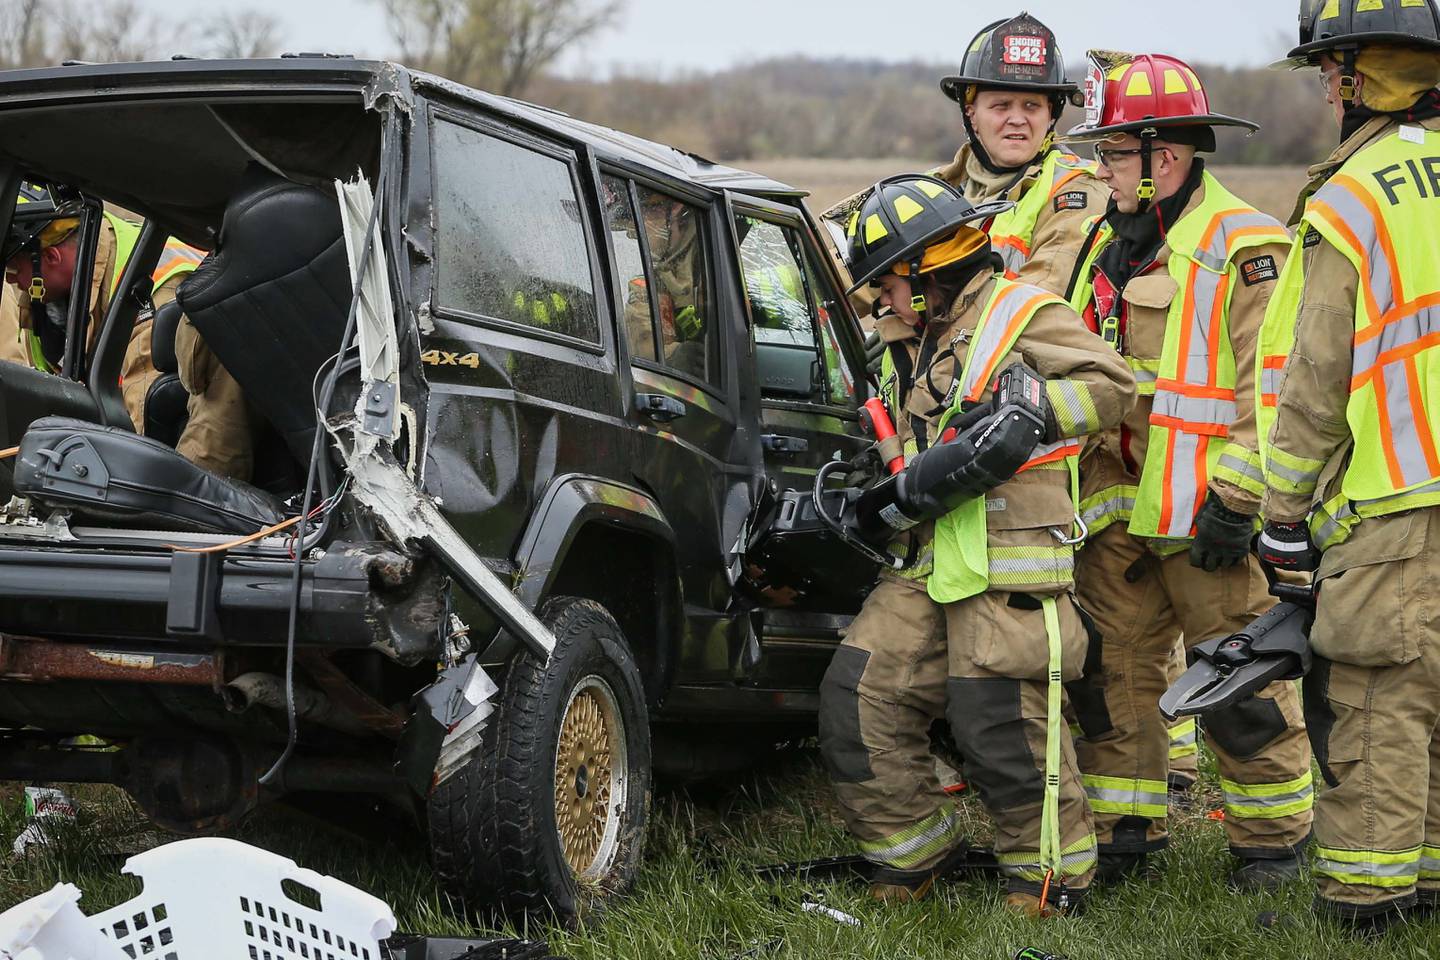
1092,145,1144,168
1317,66,1341,95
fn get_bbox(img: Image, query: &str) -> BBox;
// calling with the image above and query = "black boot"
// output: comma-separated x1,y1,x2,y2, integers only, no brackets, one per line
1228,853,1303,891
1315,893,1415,938
1095,850,1148,884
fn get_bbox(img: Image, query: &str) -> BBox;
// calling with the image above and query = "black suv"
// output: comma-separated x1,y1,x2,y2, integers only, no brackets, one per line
0,58,877,920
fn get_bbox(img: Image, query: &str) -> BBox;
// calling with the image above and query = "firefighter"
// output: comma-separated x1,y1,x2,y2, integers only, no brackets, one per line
3,187,254,481
817,174,1135,915
2,184,200,418
1258,0,1440,932
822,13,1105,319
1059,51,1314,889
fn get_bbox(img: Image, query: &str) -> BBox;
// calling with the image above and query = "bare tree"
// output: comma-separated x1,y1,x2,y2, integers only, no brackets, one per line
378,0,622,97
53,0,181,64
202,10,282,59
0,0,49,68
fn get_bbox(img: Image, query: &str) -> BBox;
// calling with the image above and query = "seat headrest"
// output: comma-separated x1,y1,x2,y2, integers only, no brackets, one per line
149,299,183,374
174,164,352,466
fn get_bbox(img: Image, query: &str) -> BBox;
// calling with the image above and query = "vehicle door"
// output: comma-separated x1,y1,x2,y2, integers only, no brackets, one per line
415,107,631,632
596,171,748,681
727,196,877,686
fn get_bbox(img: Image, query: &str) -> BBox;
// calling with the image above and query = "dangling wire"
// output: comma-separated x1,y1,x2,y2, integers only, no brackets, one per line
258,154,391,787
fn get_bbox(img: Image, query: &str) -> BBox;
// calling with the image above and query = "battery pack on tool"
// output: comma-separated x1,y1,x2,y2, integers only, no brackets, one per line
851,363,1047,544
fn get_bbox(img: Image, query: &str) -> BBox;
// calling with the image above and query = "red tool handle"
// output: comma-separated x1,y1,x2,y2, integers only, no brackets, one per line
863,398,905,475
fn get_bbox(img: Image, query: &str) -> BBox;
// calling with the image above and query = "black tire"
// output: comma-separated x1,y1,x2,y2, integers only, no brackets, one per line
427,596,652,925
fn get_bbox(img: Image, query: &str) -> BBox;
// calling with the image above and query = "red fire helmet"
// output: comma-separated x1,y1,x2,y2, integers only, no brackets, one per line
1062,51,1259,145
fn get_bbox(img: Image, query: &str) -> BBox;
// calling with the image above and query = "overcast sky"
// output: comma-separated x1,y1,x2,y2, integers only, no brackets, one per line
144,0,1302,74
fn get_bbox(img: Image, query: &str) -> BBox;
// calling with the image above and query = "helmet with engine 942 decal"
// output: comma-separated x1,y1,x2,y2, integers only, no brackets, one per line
940,13,1082,173
940,13,1080,102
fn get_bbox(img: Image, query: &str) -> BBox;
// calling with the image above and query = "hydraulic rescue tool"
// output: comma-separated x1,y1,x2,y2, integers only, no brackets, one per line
1159,566,1314,720
814,363,1050,567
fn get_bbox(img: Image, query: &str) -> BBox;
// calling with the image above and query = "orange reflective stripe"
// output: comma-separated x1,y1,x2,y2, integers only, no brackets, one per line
1404,356,1440,478
1261,354,1286,407
1019,439,1082,472
1154,379,1235,400
1048,167,1086,198
1371,368,1407,488
962,287,1057,403
1150,414,1231,437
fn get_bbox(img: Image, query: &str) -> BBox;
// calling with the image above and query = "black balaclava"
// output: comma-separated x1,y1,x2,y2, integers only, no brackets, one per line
1097,157,1207,289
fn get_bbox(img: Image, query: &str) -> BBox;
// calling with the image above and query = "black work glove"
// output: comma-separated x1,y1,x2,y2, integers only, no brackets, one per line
1189,496,1255,572
1257,521,1322,572
863,329,885,378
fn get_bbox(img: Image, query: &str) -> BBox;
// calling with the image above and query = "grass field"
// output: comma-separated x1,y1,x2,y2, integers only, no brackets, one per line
746,158,1309,225
3,747,1437,959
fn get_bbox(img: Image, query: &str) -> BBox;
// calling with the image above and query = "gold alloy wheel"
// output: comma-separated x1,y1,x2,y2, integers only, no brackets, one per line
554,675,627,878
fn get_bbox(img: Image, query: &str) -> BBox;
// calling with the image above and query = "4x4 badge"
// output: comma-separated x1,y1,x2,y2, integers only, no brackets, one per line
421,349,481,368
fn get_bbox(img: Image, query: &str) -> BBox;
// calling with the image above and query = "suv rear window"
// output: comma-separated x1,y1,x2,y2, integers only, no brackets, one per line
433,119,599,343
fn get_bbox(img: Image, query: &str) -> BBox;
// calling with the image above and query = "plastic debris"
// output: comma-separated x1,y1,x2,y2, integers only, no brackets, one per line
12,786,77,858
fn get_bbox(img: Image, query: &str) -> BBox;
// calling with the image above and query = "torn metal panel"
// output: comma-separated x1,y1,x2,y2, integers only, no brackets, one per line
396,654,498,795
338,173,401,440
334,424,556,662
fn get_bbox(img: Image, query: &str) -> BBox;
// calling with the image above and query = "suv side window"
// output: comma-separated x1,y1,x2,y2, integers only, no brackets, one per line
633,186,717,385
601,174,658,363
803,245,860,407
432,118,600,344
737,215,857,406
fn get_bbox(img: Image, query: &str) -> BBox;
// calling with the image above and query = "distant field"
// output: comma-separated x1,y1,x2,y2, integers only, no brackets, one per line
748,158,1308,224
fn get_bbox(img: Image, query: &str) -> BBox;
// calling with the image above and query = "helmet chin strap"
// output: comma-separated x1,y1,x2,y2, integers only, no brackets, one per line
908,256,928,325
1136,127,1159,213
1338,47,1359,112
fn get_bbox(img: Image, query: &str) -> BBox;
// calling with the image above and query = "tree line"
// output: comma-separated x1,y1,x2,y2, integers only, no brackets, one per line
0,0,1335,166
529,58,1337,166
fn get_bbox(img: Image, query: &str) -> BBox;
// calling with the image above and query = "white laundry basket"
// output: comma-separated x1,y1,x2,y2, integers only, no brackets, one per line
1,837,398,960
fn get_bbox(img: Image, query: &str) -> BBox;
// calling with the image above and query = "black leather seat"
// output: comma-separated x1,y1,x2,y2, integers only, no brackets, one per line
176,164,353,465
142,300,190,448
14,416,285,534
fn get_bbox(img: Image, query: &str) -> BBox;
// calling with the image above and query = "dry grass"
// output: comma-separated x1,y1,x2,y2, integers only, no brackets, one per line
748,158,1308,224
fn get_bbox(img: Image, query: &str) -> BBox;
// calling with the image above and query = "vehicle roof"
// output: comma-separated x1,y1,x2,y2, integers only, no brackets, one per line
0,57,804,199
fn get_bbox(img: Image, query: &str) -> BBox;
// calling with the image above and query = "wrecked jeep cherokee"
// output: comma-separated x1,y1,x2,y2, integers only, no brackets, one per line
0,58,880,920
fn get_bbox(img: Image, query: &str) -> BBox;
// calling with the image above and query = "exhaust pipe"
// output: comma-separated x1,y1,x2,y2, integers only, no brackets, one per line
223,672,371,737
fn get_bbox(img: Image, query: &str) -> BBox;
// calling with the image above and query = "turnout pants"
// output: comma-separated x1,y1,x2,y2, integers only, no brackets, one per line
1304,507,1440,917
819,575,1098,894
1072,524,1313,859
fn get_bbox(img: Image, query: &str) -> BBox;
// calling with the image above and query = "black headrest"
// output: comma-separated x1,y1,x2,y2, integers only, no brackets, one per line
150,299,183,374
176,165,352,464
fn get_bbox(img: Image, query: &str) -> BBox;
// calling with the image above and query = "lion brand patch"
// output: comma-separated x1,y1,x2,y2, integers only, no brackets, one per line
1240,255,1279,286
1303,229,1322,249
1054,190,1088,212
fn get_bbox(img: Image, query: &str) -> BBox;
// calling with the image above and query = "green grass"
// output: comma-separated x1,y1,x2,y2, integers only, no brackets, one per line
1,751,1436,960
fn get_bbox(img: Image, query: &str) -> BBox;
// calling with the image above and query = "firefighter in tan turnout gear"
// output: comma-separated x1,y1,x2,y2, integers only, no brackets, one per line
1059,51,1314,889
817,174,1135,915
1,187,255,482
1258,0,1440,933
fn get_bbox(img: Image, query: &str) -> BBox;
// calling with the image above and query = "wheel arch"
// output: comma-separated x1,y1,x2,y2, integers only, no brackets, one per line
509,474,681,705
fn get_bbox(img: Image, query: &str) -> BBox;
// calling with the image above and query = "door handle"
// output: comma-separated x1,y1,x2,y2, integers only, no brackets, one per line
761,434,809,454
636,393,687,422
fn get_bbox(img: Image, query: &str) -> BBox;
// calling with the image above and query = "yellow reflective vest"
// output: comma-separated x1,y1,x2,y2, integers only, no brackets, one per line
1259,125,1440,548
878,277,1081,600
1068,172,1289,540
990,149,1099,279
25,212,204,373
